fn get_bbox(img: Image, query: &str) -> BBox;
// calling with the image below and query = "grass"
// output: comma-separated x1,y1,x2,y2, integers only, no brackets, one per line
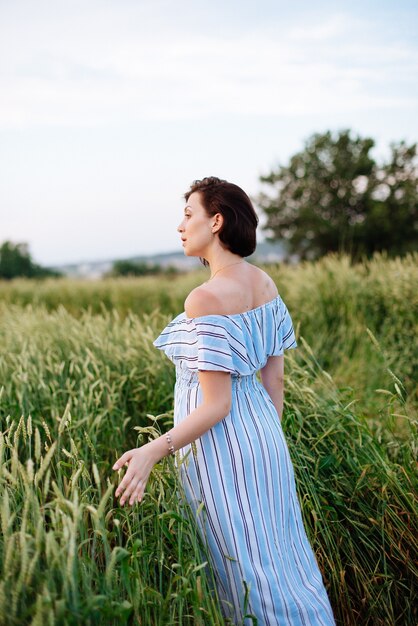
0,415,223,625
0,252,417,624
1,251,416,422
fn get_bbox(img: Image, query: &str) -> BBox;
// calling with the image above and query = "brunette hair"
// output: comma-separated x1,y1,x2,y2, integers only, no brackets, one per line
184,176,259,258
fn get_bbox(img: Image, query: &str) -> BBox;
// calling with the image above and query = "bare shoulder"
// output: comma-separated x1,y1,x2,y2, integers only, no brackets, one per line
250,265,279,299
185,263,278,318
185,286,224,318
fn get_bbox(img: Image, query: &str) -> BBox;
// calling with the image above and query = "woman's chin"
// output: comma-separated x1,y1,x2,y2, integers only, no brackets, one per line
182,247,199,258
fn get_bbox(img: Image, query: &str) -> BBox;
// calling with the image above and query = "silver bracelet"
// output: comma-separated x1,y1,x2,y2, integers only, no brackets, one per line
165,432,175,456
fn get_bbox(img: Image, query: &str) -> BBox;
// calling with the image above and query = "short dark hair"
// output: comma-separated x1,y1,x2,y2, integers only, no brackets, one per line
184,177,258,258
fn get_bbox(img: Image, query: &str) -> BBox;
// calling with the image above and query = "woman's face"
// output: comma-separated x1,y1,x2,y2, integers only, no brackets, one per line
177,192,217,257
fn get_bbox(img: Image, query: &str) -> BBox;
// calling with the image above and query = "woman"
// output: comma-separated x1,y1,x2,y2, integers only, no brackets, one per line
113,177,335,625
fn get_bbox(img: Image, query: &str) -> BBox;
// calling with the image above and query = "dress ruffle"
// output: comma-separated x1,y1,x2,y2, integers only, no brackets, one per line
153,295,297,374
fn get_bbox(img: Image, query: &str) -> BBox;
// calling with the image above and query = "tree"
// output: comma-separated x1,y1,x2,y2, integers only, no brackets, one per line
0,241,61,279
257,130,418,260
108,259,178,278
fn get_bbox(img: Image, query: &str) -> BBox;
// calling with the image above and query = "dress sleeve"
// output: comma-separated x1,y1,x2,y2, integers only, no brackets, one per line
278,301,297,354
194,320,235,373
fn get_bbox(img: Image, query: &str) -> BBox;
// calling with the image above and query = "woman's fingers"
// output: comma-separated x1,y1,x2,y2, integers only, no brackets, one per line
113,449,134,470
115,467,134,497
129,481,144,506
117,475,147,507
115,473,137,502
112,447,152,506
118,474,147,506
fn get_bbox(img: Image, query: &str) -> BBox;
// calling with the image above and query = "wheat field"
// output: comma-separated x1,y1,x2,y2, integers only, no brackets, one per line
0,253,417,625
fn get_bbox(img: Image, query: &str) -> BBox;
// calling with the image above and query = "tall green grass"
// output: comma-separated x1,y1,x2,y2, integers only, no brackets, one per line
0,414,223,625
267,253,417,424
1,252,416,422
0,253,417,624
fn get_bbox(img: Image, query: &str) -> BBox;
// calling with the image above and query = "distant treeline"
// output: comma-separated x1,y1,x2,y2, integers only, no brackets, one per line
106,260,179,278
0,242,179,281
0,241,61,280
2,129,417,280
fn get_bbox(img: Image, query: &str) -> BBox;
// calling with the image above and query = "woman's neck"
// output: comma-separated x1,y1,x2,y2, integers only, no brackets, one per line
205,250,245,279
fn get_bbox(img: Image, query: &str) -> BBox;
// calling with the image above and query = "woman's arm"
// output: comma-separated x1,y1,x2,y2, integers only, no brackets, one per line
260,355,284,420
113,287,233,507
113,369,232,507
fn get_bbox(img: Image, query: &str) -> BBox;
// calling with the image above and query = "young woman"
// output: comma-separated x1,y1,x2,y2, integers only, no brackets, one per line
113,177,335,625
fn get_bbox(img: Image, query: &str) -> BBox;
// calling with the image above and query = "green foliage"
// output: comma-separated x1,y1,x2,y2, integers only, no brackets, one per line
266,253,418,421
1,253,416,419
0,416,223,625
0,271,203,317
108,259,179,278
0,241,61,280
0,309,222,625
283,344,416,626
0,254,417,624
257,130,418,260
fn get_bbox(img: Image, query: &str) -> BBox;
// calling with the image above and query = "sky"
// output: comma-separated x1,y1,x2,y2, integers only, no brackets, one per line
0,0,417,266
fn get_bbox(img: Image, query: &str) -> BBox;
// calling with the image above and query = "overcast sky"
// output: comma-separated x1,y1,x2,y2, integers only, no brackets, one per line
1,0,417,266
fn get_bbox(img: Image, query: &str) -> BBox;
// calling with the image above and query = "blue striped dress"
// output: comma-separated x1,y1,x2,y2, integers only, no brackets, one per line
153,295,335,626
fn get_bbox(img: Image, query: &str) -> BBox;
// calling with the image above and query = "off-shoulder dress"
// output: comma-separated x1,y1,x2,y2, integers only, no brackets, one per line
153,295,335,626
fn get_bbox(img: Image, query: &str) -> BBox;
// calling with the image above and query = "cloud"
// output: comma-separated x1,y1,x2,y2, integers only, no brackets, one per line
0,4,417,130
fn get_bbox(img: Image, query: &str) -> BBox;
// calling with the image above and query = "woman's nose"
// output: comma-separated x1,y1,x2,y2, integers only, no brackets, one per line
177,222,184,233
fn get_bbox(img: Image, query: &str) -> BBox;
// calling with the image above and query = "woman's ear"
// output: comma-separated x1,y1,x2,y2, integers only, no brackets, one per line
211,213,223,234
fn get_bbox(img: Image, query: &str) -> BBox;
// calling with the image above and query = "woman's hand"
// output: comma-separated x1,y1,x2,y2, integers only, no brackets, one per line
112,442,160,507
